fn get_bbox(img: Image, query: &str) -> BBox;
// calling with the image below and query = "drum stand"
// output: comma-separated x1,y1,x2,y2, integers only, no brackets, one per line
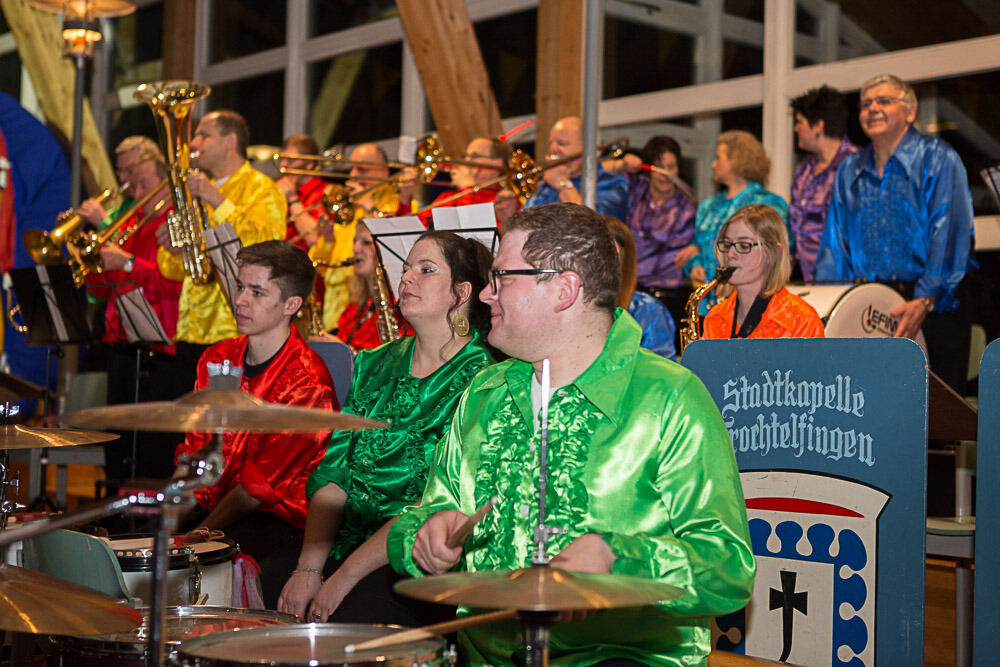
0,431,225,666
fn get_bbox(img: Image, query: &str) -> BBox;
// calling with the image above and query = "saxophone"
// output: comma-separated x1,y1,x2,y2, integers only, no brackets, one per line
371,245,401,344
134,80,215,284
678,266,735,355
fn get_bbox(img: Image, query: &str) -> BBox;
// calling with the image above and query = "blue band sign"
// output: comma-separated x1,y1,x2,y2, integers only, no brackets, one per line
684,338,927,666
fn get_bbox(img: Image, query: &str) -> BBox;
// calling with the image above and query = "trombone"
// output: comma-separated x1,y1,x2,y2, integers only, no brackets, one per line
274,135,505,185
416,138,629,214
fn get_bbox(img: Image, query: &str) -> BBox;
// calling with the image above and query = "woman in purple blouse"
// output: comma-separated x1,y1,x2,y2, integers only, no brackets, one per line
604,135,697,332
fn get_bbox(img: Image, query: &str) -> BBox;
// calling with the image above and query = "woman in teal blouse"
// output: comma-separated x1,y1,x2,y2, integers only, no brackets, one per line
277,231,494,623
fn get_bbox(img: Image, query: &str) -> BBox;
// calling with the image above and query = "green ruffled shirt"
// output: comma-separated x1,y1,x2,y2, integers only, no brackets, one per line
388,311,755,666
307,333,493,561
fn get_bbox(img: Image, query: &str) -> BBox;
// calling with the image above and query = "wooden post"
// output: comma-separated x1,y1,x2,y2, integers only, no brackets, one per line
0,0,115,194
162,0,196,80
397,0,502,156
536,0,584,159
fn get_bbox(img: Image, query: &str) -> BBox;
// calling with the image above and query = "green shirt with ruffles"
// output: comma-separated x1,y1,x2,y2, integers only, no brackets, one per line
306,332,494,561
387,311,755,666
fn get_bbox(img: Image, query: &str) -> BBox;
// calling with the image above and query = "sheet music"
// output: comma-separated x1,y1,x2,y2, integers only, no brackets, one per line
34,265,69,342
365,216,426,299
113,282,170,345
431,203,500,255
204,222,242,311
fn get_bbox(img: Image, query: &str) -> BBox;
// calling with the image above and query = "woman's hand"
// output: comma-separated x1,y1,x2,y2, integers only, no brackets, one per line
674,244,698,269
306,572,353,622
277,569,323,619
689,266,707,283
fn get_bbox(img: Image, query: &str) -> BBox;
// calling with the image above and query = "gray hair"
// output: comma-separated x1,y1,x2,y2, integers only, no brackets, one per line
861,74,917,112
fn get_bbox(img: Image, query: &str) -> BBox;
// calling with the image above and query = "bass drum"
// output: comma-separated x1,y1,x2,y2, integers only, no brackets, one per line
51,606,299,667
173,623,451,666
787,283,927,352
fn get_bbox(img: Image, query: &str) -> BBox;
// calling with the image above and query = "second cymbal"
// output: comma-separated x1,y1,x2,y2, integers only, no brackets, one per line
395,565,683,611
62,388,385,434
0,425,119,451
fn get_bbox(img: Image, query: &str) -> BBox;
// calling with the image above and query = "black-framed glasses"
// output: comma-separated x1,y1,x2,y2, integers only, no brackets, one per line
860,95,904,111
716,240,760,254
490,268,563,293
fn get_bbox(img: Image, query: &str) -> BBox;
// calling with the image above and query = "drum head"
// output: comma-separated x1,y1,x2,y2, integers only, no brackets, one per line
107,534,193,571
176,623,443,665
188,537,239,565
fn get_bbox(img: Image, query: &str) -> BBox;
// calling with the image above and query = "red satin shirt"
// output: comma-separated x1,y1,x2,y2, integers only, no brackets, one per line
86,204,182,355
703,287,825,339
174,328,337,529
337,298,413,351
417,185,506,227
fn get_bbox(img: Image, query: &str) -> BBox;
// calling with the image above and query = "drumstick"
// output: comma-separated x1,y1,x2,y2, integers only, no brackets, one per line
446,496,498,549
344,609,518,653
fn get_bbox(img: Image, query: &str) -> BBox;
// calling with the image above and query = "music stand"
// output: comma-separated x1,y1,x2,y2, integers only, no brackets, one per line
109,279,171,483
204,222,243,310
430,203,501,255
6,265,92,507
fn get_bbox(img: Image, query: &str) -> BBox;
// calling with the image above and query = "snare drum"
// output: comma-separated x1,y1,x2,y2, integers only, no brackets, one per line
106,535,197,605
174,623,450,666
788,282,928,352
189,537,238,606
51,605,298,666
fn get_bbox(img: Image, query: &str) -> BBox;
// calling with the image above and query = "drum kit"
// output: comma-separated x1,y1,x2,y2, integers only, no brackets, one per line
0,360,684,666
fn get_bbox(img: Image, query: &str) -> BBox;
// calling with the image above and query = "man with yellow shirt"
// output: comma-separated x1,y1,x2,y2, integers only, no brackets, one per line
156,109,286,381
308,143,413,331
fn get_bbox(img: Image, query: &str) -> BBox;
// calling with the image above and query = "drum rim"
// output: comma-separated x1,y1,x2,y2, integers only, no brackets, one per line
190,536,239,565
174,622,445,664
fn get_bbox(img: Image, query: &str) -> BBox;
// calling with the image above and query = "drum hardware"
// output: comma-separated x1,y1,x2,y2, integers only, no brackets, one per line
0,383,383,665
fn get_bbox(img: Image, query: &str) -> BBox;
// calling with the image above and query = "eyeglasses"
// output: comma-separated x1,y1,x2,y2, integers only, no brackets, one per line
860,95,904,111
489,268,563,293
716,240,760,254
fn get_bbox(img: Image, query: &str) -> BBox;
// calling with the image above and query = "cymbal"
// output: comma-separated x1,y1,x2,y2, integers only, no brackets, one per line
27,0,136,18
0,425,119,450
0,564,142,635
62,388,386,434
395,565,683,611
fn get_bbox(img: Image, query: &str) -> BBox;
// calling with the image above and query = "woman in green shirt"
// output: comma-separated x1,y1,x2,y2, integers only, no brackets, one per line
277,230,494,623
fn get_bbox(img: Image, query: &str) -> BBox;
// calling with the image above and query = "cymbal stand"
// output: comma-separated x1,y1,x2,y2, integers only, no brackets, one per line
526,359,562,666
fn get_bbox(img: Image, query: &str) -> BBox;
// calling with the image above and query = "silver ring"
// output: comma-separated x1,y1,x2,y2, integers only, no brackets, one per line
312,612,321,620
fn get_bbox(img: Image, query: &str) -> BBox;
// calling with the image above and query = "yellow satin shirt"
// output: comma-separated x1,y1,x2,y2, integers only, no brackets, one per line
157,161,286,344
308,186,406,332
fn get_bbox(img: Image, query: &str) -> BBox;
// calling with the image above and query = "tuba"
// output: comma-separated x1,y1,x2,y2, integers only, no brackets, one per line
678,266,735,355
134,80,214,284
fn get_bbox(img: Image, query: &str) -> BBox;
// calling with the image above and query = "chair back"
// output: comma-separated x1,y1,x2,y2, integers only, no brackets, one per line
309,340,355,406
21,529,137,604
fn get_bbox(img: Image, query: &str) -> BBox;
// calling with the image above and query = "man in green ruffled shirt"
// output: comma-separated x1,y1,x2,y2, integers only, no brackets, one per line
388,203,755,666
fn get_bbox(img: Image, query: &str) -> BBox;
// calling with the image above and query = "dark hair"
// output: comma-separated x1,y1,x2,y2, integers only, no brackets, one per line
604,216,636,310
790,86,849,139
210,110,250,158
416,230,492,337
282,134,320,155
639,135,682,167
504,203,620,313
236,240,316,304
485,138,512,163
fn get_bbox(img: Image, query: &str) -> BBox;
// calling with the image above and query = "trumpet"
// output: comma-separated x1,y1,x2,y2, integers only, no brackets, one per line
66,181,169,286
23,186,123,265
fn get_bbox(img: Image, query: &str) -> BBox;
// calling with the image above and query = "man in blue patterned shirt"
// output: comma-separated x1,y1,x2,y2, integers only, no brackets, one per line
816,74,975,391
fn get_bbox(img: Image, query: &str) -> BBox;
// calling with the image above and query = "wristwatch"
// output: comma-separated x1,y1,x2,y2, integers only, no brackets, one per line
918,296,934,313
123,256,135,273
